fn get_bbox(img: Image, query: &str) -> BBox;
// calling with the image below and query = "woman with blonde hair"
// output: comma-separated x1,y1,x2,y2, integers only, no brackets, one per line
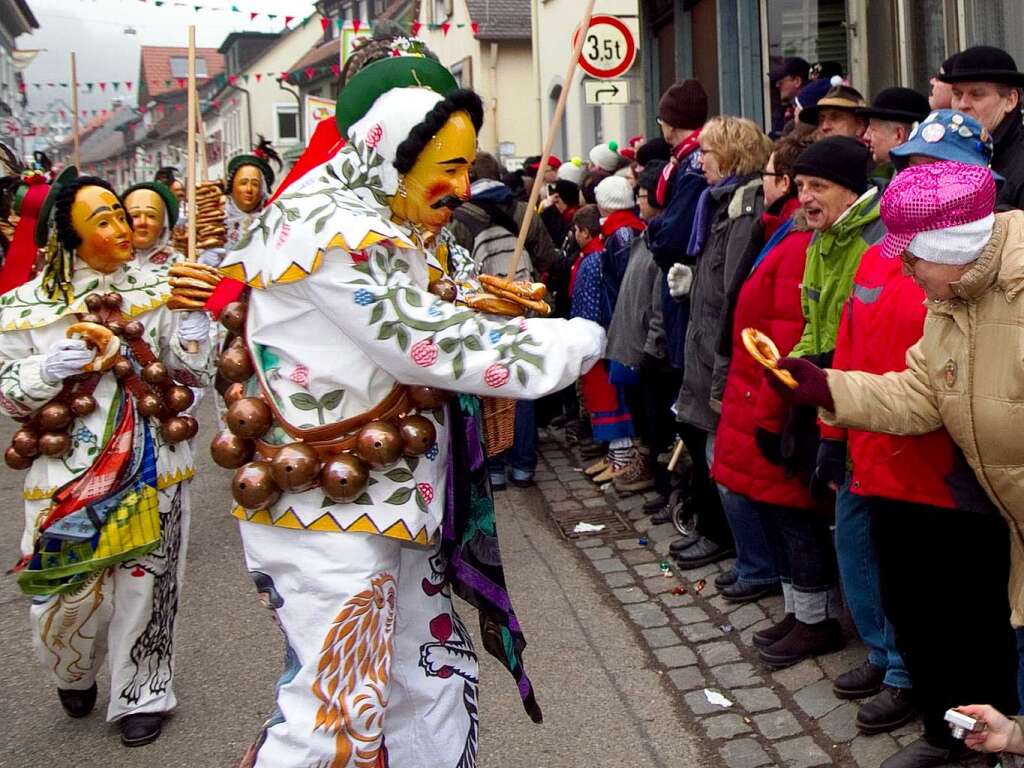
670,116,775,570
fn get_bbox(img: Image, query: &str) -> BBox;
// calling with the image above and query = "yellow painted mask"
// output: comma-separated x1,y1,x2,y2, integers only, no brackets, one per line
231,165,263,213
389,109,477,232
70,185,134,273
125,189,166,251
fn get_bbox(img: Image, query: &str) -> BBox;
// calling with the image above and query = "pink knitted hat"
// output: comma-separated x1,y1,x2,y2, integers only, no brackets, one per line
879,160,997,261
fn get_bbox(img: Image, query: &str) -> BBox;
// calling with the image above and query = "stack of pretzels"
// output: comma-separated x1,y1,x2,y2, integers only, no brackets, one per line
462,275,551,317
173,180,226,255
168,262,223,311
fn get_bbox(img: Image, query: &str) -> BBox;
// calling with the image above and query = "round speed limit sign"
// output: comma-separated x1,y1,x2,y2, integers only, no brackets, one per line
571,15,637,80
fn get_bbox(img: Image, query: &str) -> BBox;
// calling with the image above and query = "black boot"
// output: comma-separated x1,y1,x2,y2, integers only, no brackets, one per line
721,580,781,604
833,659,886,699
758,618,845,668
669,529,701,554
856,686,917,735
58,684,97,718
672,537,735,570
879,738,970,768
714,568,738,588
120,713,164,747
752,613,796,648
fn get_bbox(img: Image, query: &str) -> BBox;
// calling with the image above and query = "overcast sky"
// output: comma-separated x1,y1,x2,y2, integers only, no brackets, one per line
20,0,318,114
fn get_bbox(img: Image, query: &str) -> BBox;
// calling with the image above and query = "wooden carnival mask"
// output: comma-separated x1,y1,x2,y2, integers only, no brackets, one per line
125,188,166,251
389,109,476,233
70,185,134,272
231,165,263,213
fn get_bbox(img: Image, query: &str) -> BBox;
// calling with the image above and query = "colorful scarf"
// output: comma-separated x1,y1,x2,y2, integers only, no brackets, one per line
655,127,702,208
600,209,646,239
686,175,738,258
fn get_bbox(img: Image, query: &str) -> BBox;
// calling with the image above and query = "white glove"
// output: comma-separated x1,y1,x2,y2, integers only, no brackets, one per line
177,311,211,343
667,263,693,299
42,338,96,384
567,317,606,374
198,247,227,267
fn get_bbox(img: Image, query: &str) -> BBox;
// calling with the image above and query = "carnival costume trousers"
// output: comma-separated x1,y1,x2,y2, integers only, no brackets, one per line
28,482,191,722
239,522,480,768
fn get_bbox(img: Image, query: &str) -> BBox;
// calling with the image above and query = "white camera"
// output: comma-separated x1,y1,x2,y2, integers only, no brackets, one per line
944,709,983,739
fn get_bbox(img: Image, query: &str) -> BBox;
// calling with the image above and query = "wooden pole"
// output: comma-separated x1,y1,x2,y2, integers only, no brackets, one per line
186,26,197,265
508,0,596,280
197,109,208,181
70,52,80,168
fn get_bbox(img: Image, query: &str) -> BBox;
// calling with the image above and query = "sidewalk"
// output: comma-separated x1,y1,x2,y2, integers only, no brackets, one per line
533,431,988,768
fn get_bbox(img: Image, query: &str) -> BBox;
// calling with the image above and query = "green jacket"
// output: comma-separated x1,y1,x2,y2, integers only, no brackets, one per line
791,188,886,358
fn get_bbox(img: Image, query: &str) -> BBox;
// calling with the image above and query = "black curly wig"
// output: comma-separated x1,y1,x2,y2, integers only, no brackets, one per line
54,176,129,252
393,89,484,175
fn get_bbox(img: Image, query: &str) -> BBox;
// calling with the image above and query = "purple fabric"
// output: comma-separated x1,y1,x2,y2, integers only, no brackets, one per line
687,175,738,257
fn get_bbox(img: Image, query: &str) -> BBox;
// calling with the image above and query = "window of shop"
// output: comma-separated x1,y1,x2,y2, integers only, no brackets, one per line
275,104,300,143
960,0,1024,66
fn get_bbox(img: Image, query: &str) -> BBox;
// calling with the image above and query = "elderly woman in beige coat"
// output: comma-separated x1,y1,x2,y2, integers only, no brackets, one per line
775,161,1023,768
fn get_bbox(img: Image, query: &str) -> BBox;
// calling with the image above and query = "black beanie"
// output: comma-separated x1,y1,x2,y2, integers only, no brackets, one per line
792,136,870,194
636,137,671,167
658,79,708,130
553,178,580,208
636,161,667,203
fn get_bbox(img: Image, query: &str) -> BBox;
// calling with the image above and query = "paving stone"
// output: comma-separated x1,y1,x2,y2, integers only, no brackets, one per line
741,618,776,647
818,702,859,743
667,666,706,692
537,479,562,491
614,537,644,551
635,562,668,578
732,686,782,713
633,516,654,533
892,721,921,740
551,499,582,513
711,662,763,689
753,709,803,739
773,735,833,768
684,688,735,715
817,645,870,680
575,486,603,499
627,508,648,521
697,640,742,667
897,733,916,747
681,621,724,643
709,594,745,614
624,602,669,628
623,548,657,566
644,575,683,595
647,522,679,543
679,562,722,581
641,627,680,649
849,734,900,768
728,603,767,630
612,586,647,604
653,644,698,668
671,606,710,625
602,571,635,588
719,738,773,768
539,483,569,500
761,594,787,622
566,479,594,491
581,496,608,509
793,679,842,719
702,713,753,740
582,546,614,561
574,537,604,549
652,538,673,557
616,494,648,512
772,659,824,692
657,590,694,607
592,557,627,574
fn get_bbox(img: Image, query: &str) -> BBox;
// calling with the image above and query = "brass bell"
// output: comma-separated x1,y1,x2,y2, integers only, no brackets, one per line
38,432,70,457
5,446,33,470
231,461,281,510
181,415,200,439
165,385,195,414
113,358,134,379
354,420,403,469
137,392,164,418
223,382,246,406
11,428,39,458
141,361,169,385
225,397,272,439
210,430,255,469
38,402,72,432
428,279,458,303
80,312,102,325
106,320,125,337
320,454,370,503
398,414,437,456
217,345,255,383
160,416,191,444
122,320,145,340
101,292,123,309
70,394,98,417
84,294,103,312
270,443,321,493
220,301,247,334
407,386,449,410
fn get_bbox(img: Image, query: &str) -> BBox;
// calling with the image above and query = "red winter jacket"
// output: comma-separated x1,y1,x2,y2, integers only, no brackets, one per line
820,245,960,509
713,205,816,509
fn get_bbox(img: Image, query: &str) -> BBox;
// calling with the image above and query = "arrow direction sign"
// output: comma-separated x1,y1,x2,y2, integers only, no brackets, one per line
584,79,629,105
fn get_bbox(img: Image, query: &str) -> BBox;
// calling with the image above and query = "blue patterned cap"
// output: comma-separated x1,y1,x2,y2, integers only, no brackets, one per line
891,109,998,178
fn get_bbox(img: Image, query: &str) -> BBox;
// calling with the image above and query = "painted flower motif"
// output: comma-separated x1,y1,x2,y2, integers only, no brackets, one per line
73,427,96,443
427,305,442,317
411,339,438,367
149,249,171,265
425,443,439,461
289,365,310,387
484,363,510,388
353,289,374,306
488,330,502,344
365,123,383,149
417,482,435,504
275,222,291,248
518,318,528,332
352,250,369,263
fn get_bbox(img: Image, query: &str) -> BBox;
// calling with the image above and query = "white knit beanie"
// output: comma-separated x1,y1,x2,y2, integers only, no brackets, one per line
589,141,621,172
908,215,995,265
595,175,635,211
557,159,585,185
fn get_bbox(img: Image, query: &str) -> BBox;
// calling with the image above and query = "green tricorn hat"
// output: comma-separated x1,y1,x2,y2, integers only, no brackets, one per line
227,153,275,189
122,180,179,230
334,53,459,137
34,166,78,247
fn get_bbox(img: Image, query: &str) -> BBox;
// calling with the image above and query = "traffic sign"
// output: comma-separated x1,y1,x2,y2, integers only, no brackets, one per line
584,79,629,105
572,14,638,80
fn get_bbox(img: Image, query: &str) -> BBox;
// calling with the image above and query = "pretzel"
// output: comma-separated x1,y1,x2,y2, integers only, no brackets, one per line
173,287,215,300
170,276,218,291
741,328,797,389
66,321,120,372
478,274,546,301
461,293,523,316
169,263,222,285
168,295,208,310
484,285,552,316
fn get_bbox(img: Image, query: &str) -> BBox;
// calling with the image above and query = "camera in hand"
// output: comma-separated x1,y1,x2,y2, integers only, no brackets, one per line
944,709,983,739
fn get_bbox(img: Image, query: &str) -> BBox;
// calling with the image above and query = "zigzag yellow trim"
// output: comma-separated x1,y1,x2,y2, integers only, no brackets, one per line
0,292,171,331
23,485,57,501
231,504,429,543
22,465,194,501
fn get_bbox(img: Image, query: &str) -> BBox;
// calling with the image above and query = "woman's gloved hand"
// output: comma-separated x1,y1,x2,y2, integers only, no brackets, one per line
810,439,847,498
42,338,97,384
766,357,835,411
667,263,693,299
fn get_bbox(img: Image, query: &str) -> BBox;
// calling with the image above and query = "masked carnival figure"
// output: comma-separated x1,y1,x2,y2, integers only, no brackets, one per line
122,180,182,270
0,169,214,747
215,33,606,767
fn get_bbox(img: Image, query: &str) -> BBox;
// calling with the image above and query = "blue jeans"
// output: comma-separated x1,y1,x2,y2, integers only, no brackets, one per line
489,399,537,482
835,480,912,690
718,487,780,587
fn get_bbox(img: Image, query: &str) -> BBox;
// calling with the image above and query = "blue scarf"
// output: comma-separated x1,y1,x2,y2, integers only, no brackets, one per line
686,175,738,257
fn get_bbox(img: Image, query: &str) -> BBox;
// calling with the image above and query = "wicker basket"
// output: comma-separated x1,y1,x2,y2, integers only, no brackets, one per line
481,396,516,458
